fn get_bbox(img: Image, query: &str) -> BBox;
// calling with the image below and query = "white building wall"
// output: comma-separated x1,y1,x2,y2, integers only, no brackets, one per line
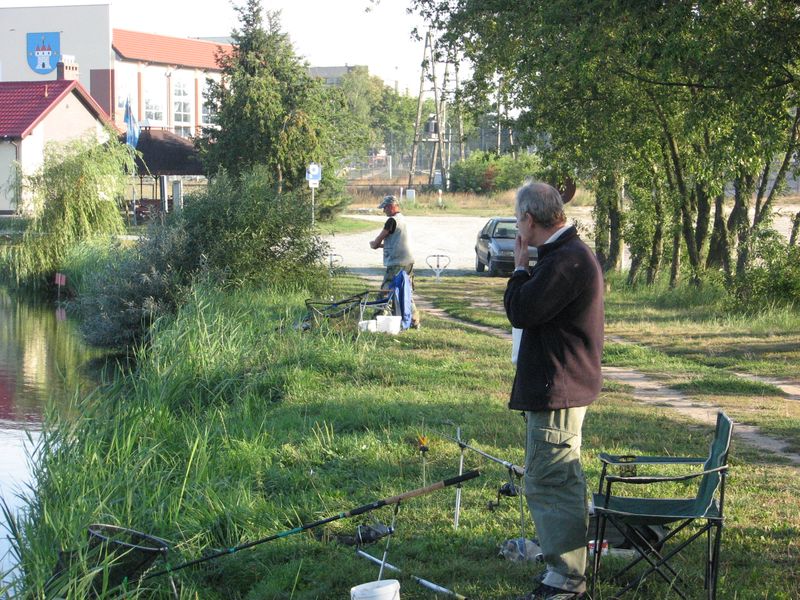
0,143,19,212
0,4,112,89
42,94,109,143
113,60,138,119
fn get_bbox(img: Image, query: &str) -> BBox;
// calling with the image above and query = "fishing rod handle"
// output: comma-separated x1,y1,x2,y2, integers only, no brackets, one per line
348,470,480,517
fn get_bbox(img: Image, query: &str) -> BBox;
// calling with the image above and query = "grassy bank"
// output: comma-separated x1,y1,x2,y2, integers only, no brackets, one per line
10,277,800,598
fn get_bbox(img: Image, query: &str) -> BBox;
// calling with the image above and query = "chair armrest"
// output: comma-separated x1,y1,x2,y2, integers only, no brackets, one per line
604,464,729,486
598,452,707,467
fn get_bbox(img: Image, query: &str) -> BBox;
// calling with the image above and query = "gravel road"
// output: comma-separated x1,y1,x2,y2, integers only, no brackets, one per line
323,204,800,278
324,215,492,277
322,208,595,277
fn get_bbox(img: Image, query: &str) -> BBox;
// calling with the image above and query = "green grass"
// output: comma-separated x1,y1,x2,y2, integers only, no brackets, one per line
315,216,377,236
12,277,800,599
415,273,800,453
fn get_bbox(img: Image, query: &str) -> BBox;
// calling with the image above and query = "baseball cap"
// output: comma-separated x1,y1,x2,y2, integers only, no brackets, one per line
377,195,398,209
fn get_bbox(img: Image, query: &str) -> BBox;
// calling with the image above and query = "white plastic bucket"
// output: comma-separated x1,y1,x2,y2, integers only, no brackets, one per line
376,315,402,335
350,579,400,600
358,319,377,332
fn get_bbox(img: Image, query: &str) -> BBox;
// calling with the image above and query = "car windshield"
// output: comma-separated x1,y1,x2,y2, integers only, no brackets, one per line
492,222,518,239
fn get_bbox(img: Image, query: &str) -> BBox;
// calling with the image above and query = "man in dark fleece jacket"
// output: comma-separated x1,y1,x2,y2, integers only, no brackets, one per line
504,182,604,600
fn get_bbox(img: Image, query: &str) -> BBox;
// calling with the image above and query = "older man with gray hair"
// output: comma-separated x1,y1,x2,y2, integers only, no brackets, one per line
504,181,604,600
370,195,420,328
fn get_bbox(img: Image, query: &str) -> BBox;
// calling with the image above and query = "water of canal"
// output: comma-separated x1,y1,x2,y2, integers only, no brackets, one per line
0,288,101,578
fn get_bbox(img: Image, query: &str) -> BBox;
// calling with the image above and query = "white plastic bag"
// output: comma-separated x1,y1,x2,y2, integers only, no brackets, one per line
512,327,523,364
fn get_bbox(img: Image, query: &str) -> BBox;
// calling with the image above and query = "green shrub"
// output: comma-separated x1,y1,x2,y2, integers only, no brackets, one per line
72,165,331,349
729,229,800,311
492,153,542,191
448,151,541,194
448,151,495,193
74,222,190,349
181,166,329,289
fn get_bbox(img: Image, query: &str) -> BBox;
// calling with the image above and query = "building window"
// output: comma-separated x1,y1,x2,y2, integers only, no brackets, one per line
201,81,217,126
145,98,163,123
173,80,192,137
142,69,166,126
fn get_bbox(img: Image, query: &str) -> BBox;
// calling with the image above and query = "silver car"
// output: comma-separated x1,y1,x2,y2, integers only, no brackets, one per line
474,217,537,275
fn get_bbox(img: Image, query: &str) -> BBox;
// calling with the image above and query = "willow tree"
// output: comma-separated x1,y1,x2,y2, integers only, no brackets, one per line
3,134,134,288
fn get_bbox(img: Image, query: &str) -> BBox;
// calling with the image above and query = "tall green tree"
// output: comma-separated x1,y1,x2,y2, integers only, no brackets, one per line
198,1,327,191
412,0,800,285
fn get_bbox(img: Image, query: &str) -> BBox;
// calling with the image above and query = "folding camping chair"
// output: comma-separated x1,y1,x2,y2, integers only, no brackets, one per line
590,411,733,599
300,289,392,330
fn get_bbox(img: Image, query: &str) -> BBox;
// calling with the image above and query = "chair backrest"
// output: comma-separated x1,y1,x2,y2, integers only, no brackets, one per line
695,411,733,514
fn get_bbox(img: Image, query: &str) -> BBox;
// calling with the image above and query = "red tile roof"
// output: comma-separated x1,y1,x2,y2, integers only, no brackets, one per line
0,80,113,139
113,29,232,70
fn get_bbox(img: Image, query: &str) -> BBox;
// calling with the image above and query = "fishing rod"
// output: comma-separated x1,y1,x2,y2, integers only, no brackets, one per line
144,470,480,580
439,431,533,558
438,432,524,478
356,549,468,600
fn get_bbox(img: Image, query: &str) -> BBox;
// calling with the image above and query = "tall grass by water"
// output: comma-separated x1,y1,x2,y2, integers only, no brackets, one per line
8,281,800,598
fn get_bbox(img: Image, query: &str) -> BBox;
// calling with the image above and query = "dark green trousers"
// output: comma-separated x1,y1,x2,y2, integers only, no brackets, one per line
524,407,588,593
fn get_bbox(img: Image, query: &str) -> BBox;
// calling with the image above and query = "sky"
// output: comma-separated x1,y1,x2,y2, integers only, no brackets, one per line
1,0,434,95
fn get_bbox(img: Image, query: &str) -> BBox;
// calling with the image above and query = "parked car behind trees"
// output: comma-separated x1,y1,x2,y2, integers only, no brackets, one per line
475,217,537,275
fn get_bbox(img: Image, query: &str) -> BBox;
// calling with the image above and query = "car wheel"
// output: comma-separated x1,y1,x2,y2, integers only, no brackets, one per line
488,255,499,276
475,254,485,272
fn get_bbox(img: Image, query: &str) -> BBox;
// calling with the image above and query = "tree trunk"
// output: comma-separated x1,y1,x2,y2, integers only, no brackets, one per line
753,108,800,232
607,175,624,272
594,180,610,269
659,142,681,288
627,255,642,286
669,204,681,289
680,196,702,285
694,183,711,260
731,174,754,278
790,211,800,246
595,173,623,272
706,193,731,277
608,193,623,272
646,183,664,285
651,93,698,284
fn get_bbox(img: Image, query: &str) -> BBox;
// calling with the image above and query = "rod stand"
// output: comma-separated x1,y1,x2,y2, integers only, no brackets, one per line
426,254,451,282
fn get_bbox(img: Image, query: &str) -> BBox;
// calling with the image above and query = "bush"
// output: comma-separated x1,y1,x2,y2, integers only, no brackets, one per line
729,229,800,311
74,222,190,349
72,165,331,349
1,135,133,289
492,153,542,191
181,166,329,289
448,151,541,194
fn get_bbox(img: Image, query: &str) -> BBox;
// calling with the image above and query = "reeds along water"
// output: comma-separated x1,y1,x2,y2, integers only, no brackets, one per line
8,284,384,597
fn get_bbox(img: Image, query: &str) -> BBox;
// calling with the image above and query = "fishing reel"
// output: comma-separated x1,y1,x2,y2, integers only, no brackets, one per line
327,522,394,547
487,481,519,511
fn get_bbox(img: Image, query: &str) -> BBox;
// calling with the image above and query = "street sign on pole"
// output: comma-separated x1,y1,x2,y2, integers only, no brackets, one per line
306,162,322,183
306,163,322,227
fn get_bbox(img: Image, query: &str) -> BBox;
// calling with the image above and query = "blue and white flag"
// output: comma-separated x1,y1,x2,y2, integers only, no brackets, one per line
124,98,140,148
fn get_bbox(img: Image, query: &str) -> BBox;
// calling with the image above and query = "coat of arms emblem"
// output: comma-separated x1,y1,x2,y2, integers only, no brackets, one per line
27,32,61,75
